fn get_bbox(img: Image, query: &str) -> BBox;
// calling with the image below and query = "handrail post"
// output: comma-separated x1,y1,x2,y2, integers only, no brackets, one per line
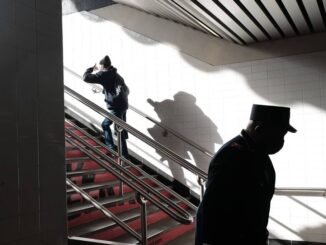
198,177,205,201
116,125,124,197
136,193,148,245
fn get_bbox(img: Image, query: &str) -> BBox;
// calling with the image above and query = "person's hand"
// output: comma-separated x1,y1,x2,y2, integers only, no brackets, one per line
93,63,98,71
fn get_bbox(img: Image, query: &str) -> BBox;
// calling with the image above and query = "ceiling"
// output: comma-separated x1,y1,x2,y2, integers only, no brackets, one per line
113,0,326,45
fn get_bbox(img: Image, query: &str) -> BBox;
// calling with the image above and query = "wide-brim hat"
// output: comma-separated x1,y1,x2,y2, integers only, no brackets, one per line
250,104,297,133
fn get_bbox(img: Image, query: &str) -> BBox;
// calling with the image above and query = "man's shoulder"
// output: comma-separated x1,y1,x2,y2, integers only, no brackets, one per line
209,135,250,168
218,135,247,155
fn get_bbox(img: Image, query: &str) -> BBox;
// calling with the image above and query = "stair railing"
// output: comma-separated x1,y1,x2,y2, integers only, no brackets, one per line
65,129,193,224
65,66,214,159
64,85,208,195
65,125,194,244
275,188,326,197
66,178,142,243
66,119,197,211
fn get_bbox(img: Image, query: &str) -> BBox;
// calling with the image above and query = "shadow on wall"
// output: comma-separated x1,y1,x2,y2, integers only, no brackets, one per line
83,4,326,112
270,194,326,244
180,50,326,112
62,0,115,15
298,224,326,244
270,217,326,244
147,91,223,183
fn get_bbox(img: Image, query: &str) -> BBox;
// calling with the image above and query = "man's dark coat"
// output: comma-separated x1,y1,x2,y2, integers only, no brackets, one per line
196,130,275,245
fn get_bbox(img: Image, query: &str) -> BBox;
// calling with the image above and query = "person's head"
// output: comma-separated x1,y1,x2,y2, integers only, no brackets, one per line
245,104,296,154
99,55,111,70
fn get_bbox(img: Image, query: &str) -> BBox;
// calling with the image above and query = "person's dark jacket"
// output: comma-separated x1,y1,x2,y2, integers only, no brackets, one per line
83,66,129,111
195,130,275,245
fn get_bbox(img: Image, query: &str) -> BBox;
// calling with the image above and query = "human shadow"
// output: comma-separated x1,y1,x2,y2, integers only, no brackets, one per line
147,91,223,185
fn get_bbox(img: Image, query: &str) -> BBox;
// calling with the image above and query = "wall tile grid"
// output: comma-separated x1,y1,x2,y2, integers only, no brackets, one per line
0,1,66,245
63,11,326,243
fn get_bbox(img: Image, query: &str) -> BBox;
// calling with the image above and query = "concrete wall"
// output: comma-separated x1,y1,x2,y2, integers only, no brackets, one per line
0,1,66,244
63,5,326,243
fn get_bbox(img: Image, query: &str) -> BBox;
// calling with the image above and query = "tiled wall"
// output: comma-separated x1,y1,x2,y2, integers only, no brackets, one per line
0,1,66,245
63,7,326,244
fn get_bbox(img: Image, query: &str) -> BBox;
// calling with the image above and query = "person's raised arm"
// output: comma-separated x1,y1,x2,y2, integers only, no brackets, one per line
83,64,102,84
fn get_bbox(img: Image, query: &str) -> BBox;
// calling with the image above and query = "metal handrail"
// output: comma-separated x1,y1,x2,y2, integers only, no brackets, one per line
68,236,134,245
65,127,194,224
66,178,142,242
66,119,197,211
129,105,214,158
275,187,326,197
64,66,214,159
64,85,208,181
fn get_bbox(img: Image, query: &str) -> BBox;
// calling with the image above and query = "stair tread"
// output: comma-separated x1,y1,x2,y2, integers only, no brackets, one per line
66,174,153,194
66,179,120,194
167,229,195,245
67,192,135,215
114,209,196,244
66,165,133,176
66,156,91,162
67,168,107,176
69,202,163,237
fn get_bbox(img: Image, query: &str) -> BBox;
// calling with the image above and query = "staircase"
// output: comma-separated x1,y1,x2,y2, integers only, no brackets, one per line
65,118,197,244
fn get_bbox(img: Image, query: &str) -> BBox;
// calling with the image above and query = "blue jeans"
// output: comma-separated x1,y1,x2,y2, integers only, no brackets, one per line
101,109,128,158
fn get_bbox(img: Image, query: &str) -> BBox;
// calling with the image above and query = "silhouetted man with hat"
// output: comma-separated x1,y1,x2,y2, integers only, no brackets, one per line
195,104,296,245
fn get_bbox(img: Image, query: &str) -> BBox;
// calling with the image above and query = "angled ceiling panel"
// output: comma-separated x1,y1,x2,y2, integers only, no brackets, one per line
261,0,296,37
188,0,246,44
302,0,324,31
158,0,218,35
170,0,232,40
236,0,282,40
219,0,268,41
196,0,255,43
282,0,310,34
112,0,326,45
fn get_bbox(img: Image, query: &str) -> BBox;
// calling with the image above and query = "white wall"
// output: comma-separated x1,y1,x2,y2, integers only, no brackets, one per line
0,1,66,244
62,6,326,243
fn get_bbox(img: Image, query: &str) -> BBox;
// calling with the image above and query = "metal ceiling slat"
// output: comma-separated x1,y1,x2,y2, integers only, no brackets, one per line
317,0,326,29
296,0,314,32
180,0,239,42
276,0,300,35
116,0,209,35
155,0,204,30
113,0,326,45
261,0,296,37
221,0,271,41
196,0,254,43
145,0,190,27
169,0,231,38
281,0,310,34
157,0,204,30
191,0,246,44
239,0,281,39
255,0,285,37
302,0,325,31
234,0,272,40
164,0,222,38
212,0,258,42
